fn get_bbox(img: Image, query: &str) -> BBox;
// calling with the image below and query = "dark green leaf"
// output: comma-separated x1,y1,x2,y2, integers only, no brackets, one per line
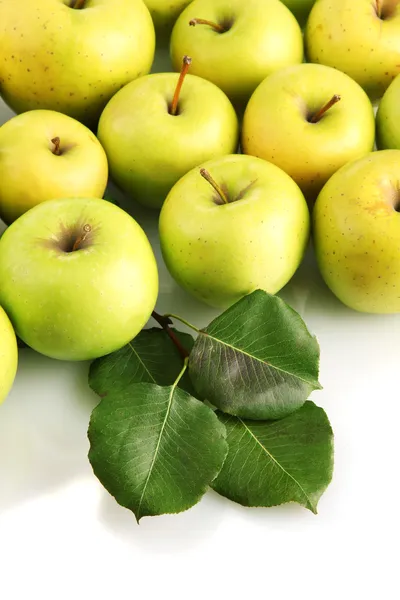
88,381,228,521
189,290,321,420
212,402,334,514
89,328,195,397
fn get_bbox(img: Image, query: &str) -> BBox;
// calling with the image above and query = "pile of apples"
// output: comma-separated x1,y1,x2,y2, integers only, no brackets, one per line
1,0,400,406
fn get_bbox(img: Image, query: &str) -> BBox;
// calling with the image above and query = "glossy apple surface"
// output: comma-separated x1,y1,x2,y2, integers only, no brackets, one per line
242,64,375,204
0,110,108,224
305,0,400,101
0,0,155,127
159,154,310,308
313,150,400,313
98,73,239,209
0,198,159,360
376,74,400,149
170,0,303,109
0,306,18,405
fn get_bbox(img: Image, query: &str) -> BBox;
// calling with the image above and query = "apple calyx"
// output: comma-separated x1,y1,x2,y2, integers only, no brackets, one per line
71,224,92,252
70,0,86,9
189,18,227,33
169,55,192,116
376,0,400,19
51,137,61,156
200,168,229,205
309,95,341,124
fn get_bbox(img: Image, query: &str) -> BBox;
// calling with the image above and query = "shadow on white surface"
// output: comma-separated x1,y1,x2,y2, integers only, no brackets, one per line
0,349,98,514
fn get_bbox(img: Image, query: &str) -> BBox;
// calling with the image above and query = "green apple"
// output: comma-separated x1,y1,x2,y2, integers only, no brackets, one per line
242,64,375,205
0,197,159,360
0,110,108,225
376,74,400,149
144,0,192,37
159,154,310,309
305,0,400,101
313,150,400,313
98,58,239,209
170,0,303,109
282,0,316,27
0,306,18,405
0,0,155,127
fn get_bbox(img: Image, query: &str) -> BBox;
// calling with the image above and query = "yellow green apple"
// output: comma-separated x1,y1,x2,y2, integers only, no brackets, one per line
159,154,310,309
0,306,18,405
170,0,303,109
313,150,400,313
376,74,400,149
144,0,192,37
305,0,400,101
242,64,375,205
0,110,108,224
98,62,239,209
0,197,159,361
0,0,155,127
283,1,316,26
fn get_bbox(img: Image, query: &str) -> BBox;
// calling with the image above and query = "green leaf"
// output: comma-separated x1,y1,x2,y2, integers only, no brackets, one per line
88,381,228,521
188,290,321,420
89,328,195,397
212,402,334,514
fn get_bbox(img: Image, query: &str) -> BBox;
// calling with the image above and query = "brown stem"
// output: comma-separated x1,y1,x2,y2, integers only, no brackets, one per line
72,224,91,252
376,0,382,16
189,18,226,33
152,311,190,359
170,55,192,116
200,168,229,205
309,95,341,123
51,137,61,155
71,0,86,8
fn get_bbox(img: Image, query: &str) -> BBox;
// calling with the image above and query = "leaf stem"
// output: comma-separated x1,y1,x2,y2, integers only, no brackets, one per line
170,55,192,116
163,313,200,333
152,311,191,359
200,168,229,205
189,18,226,33
309,95,341,123
174,358,189,388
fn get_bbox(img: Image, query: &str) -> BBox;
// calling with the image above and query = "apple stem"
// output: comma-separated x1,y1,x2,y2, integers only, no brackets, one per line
189,18,226,33
376,0,382,16
170,55,192,116
72,224,91,252
152,311,190,359
51,137,61,156
71,0,86,8
200,168,229,205
309,94,341,123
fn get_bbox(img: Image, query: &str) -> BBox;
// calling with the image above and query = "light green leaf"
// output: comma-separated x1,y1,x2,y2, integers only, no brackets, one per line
212,402,334,513
189,290,321,420
88,380,228,521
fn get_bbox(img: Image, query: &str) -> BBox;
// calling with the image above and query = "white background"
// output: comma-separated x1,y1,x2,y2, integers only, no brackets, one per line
0,45,399,600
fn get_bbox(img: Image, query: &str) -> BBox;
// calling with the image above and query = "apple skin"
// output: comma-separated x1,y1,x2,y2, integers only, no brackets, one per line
0,198,159,361
144,0,192,37
0,306,18,405
376,74,400,149
0,0,155,127
305,0,400,101
282,0,316,26
159,154,310,309
170,0,303,109
313,150,400,313
98,73,239,210
242,64,375,205
0,110,108,225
